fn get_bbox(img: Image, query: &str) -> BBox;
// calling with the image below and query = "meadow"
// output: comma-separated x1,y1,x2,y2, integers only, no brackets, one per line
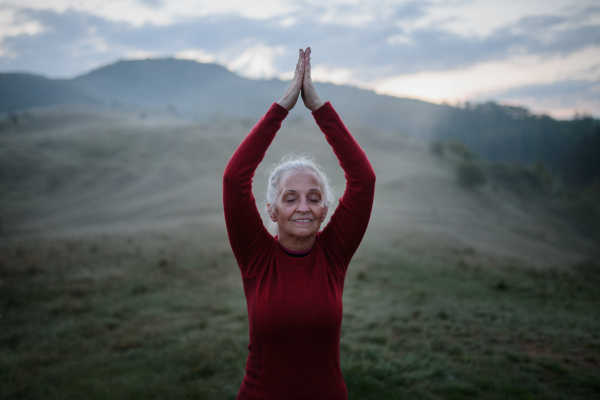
1,228,599,400
1,107,599,399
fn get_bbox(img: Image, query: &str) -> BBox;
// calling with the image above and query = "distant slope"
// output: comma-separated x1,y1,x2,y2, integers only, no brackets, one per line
2,59,598,181
71,58,285,119
1,107,597,266
69,58,458,137
0,73,98,112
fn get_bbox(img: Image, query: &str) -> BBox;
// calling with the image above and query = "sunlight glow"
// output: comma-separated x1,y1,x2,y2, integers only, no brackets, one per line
227,44,285,80
373,46,600,103
175,49,216,64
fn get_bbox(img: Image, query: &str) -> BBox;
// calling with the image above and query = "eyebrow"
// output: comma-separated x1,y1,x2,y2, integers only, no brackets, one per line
282,189,322,194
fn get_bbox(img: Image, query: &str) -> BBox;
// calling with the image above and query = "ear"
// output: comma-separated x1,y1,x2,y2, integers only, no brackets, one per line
268,203,278,222
321,206,328,222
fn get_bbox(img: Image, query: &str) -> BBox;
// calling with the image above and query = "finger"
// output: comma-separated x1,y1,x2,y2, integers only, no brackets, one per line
296,57,304,77
304,57,312,83
294,49,303,67
304,47,311,59
297,52,305,71
292,58,305,90
288,57,303,91
293,52,302,76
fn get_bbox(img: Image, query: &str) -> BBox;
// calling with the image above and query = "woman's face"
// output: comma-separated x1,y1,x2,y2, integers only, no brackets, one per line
270,168,328,239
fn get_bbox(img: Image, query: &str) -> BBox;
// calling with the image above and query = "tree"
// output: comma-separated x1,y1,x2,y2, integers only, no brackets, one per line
430,140,444,157
456,161,487,188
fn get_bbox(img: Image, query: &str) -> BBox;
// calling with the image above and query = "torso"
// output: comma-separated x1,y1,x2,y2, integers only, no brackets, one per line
237,235,348,400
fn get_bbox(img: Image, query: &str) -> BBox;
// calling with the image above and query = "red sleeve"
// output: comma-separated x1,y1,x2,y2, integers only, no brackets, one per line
314,102,376,274
223,102,288,277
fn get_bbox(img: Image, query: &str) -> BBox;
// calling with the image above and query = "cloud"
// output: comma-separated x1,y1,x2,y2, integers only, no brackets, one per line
0,9,128,75
126,49,163,60
403,0,599,38
310,65,353,85
0,0,296,26
226,44,285,79
175,49,216,64
0,1,598,116
0,7,45,38
372,45,600,103
3,3,599,77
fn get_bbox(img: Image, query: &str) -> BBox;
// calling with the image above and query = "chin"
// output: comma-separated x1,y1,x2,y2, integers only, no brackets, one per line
284,224,319,237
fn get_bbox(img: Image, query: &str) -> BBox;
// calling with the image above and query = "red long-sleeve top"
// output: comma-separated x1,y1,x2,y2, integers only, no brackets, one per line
223,101,376,400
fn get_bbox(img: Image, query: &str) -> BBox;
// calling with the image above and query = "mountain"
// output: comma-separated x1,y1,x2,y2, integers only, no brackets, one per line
0,58,466,138
70,58,272,117
1,58,598,184
68,58,459,136
0,73,97,111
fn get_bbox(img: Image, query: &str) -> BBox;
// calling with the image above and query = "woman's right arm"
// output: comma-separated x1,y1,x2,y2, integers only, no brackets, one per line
223,49,305,275
223,103,288,275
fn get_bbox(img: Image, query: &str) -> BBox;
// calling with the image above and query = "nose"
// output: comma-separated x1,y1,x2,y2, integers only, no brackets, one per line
297,198,310,212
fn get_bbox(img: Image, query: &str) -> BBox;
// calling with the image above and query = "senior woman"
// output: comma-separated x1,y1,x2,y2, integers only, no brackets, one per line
223,47,376,400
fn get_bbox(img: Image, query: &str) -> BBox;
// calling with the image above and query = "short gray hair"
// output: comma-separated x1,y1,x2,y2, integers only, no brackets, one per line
265,154,334,234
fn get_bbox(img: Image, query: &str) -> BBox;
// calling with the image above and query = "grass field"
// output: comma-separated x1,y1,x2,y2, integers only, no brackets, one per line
1,227,599,400
1,107,599,399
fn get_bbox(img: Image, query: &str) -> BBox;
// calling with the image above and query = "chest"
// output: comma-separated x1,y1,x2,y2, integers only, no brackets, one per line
254,248,345,340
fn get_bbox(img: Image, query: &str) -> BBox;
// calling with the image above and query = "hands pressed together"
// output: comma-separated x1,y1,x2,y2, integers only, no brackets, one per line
277,47,324,112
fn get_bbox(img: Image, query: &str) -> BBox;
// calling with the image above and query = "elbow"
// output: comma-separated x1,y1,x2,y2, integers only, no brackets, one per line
223,162,239,186
223,171,231,189
223,168,238,194
223,162,247,193
223,168,233,184
365,165,376,189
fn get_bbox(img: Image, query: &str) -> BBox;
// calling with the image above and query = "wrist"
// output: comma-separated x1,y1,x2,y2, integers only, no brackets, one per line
277,97,294,111
309,101,325,112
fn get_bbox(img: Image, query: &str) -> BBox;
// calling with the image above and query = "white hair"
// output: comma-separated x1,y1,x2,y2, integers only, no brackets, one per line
265,154,334,234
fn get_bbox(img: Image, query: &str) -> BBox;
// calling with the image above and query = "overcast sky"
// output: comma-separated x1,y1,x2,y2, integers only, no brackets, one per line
1,0,599,118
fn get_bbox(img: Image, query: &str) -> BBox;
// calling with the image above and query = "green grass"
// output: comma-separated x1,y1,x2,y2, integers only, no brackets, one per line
1,232,599,400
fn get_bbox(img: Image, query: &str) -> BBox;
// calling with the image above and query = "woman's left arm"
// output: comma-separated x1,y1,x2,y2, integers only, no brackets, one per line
301,48,376,271
313,102,376,270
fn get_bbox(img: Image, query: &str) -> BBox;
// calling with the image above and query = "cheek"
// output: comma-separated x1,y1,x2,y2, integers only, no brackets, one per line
279,203,295,219
314,205,326,220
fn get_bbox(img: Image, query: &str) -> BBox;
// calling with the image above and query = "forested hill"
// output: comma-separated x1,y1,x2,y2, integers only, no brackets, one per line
431,102,599,183
1,58,598,186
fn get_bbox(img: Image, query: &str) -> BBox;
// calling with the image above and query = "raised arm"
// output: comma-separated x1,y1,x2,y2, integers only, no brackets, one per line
314,103,376,271
301,49,376,271
223,50,305,276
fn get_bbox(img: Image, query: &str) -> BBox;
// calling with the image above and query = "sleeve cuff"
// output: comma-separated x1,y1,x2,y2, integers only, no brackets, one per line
311,101,335,120
270,102,290,118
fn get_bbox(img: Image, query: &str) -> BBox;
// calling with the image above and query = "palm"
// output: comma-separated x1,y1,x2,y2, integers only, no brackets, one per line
277,50,305,111
301,48,324,112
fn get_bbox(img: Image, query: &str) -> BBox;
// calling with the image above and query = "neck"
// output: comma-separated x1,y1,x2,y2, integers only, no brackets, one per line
277,232,316,252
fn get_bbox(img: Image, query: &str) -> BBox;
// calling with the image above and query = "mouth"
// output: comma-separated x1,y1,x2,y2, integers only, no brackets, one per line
292,219,313,224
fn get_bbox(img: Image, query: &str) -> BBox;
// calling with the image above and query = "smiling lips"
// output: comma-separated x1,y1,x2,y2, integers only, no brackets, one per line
293,219,313,224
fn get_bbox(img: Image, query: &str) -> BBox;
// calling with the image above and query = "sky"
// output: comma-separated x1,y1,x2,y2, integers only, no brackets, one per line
1,0,599,119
